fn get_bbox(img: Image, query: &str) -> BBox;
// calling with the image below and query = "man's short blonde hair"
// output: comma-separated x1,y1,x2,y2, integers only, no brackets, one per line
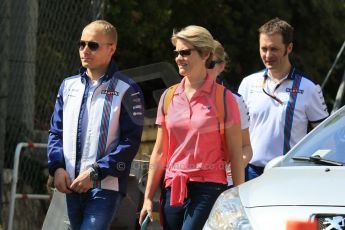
84,20,118,44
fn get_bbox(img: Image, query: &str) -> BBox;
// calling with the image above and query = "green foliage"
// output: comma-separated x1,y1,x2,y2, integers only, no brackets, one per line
107,0,174,68
104,0,345,108
32,0,345,123
35,0,92,129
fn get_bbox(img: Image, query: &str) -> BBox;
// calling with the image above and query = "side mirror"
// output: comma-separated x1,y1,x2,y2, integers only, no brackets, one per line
264,155,284,173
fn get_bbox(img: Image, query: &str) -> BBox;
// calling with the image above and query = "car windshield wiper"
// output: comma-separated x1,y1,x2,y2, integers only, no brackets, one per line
292,155,344,166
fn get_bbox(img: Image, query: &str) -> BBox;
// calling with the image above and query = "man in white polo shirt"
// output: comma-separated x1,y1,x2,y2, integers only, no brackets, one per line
238,17,329,180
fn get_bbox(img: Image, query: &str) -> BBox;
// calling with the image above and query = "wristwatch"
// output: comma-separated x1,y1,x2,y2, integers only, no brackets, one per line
89,164,99,182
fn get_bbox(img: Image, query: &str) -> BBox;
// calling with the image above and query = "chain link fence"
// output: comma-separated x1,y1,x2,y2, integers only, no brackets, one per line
0,1,177,229
0,0,105,229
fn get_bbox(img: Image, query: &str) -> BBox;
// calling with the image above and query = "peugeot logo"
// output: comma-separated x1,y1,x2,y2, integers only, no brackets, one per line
322,216,345,230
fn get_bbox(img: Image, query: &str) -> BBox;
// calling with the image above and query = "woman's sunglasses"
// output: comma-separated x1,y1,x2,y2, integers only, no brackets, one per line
173,49,196,58
78,40,112,51
208,60,224,69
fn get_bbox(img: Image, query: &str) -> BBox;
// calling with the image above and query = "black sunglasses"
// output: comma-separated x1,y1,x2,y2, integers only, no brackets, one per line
173,49,196,58
208,60,224,69
78,40,112,51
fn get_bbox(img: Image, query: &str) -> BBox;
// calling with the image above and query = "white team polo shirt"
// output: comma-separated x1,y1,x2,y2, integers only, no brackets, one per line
238,67,329,167
226,92,250,186
233,92,250,130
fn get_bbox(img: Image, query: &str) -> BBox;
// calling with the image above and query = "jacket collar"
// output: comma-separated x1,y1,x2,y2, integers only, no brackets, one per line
79,57,119,82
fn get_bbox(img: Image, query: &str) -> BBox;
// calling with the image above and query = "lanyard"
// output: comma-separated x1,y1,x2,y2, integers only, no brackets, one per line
262,68,295,104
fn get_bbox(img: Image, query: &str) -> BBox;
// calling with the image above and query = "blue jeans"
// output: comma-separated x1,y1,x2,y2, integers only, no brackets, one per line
66,188,123,230
245,164,265,181
162,182,227,230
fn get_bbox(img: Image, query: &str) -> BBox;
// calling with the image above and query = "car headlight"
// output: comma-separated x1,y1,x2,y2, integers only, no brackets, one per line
203,187,253,230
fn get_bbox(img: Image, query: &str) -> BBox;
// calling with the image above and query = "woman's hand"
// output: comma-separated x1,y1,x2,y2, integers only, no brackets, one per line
139,198,154,225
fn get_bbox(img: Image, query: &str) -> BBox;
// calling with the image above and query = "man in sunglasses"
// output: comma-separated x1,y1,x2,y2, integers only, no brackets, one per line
238,18,328,181
47,20,144,230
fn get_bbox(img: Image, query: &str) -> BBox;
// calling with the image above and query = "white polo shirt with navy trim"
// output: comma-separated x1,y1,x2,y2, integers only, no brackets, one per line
238,67,328,167
233,92,250,130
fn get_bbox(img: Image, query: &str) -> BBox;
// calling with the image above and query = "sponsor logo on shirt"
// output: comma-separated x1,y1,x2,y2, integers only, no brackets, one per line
202,105,212,110
249,85,262,93
133,105,142,110
101,90,119,96
133,112,143,116
286,88,304,94
131,92,140,96
66,88,79,97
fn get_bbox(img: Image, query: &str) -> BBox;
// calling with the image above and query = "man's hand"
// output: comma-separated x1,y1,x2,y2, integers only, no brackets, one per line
70,169,93,193
46,175,55,199
54,168,72,193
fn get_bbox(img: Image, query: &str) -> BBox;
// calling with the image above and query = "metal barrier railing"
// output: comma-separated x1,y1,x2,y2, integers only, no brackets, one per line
7,142,49,230
7,143,160,230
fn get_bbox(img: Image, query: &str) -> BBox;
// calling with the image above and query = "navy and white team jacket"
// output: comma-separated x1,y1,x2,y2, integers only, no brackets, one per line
47,59,144,194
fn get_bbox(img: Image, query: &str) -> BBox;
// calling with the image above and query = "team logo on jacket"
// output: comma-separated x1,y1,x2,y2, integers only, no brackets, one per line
133,105,142,110
286,88,304,94
101,90,119,96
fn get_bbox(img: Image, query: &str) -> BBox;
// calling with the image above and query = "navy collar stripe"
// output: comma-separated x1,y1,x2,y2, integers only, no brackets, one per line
283,73,302,154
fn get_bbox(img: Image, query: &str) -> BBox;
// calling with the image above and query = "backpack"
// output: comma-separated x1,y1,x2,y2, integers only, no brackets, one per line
162,83,231,162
